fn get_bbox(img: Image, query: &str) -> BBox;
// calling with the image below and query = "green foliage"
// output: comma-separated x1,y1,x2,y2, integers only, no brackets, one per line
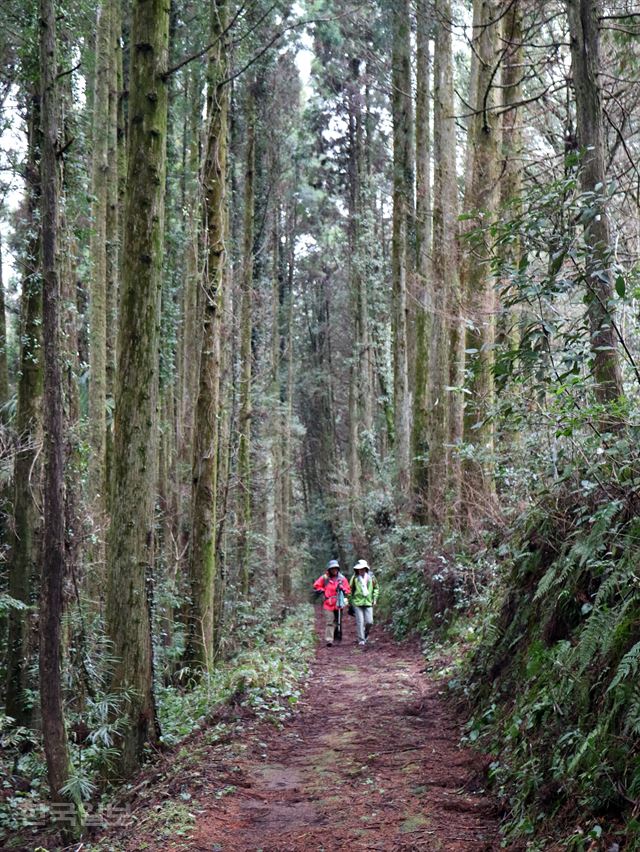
460,468,640,847
59,769,96,803
158,604,315,746
0,593,29,613
0,715,47,836
370,522,497,639
0,605,314,845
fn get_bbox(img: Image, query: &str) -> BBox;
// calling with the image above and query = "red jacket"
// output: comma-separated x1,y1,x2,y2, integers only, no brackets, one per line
313,573,351,611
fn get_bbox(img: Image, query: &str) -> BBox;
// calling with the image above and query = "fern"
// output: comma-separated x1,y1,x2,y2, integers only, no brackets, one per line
482,618,503,647
59,770,95,802
566,723,603,776
534,560,563,601
576,606,616,672
0,594,29,613
594,563,635,607
599,598,634,661
608,641,640,693
623,684,640,736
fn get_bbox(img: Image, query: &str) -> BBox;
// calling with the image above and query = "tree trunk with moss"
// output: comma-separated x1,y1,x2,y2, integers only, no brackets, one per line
185,0,229,671
105,0,169,777
58,21,83,649
347,57,363,519
88,0,111,534
429,0,461,524
179,68,202,486
281,219,295,598
436,0,464,522
0,237,8,412
412,0,432,521
6,92,43,727
213,201,233,650
500,1,523,251
391,0,415,513
238,78,255,597
461,0,501,515
38,0,84,830
566,0,622,404
105,0,122,493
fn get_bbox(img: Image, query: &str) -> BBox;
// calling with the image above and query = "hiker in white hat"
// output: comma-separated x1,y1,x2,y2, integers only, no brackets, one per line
348,559,379,647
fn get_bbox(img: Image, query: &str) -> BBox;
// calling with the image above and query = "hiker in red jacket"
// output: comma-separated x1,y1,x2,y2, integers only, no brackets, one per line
313,559,351,647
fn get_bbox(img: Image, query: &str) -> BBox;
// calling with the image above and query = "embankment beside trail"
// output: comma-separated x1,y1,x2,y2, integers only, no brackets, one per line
462,490,640,849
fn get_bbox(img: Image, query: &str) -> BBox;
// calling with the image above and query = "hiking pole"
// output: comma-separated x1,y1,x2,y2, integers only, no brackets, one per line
335,582,346,642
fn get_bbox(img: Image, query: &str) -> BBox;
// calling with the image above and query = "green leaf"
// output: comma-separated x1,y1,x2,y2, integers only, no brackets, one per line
615,274,626,298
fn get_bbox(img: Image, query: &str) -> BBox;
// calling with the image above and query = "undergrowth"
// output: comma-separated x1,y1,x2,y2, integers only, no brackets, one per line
459,475,640,850
371,521,497,640
0,604,315,846
364,420,640,849
158,602,315,744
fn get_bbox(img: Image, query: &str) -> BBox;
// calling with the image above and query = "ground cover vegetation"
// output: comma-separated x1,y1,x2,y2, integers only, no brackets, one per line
0,0,640,847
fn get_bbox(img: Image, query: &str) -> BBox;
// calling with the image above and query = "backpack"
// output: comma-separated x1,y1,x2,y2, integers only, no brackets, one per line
324,572,347,607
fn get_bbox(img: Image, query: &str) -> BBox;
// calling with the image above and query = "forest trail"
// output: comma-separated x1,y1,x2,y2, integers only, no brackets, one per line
110,612,501,852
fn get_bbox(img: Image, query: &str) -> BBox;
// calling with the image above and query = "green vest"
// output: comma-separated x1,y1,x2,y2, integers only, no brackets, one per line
349,572,379,607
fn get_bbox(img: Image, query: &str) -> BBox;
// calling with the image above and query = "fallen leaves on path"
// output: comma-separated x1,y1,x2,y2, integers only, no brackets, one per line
89,613,502,851
187,614,501,851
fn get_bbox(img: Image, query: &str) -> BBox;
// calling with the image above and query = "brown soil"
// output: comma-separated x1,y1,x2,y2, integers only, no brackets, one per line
87,612,503,852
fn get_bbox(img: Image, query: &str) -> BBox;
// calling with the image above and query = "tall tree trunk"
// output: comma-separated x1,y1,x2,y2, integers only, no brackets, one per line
105,0,169,777
270,204,286,586
58,19,83,672
566,0,622,404
185,0,229,671
214,201,233,652
177,67,203,599
435,0,465,522
0,237,8,411
412,0,432,520
431,0,462,524
497,0,523,349
266,210,280,572
359,74,375,469
391,0,415,514
6,92,43,727
347,57,362,519
238,78,255,596
280,215,295,598
38,0,84,830
89,0,111,532
461,0,502,515
105,0,122,494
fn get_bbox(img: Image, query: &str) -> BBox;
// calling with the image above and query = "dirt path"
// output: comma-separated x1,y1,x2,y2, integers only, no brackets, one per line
184,612,501,851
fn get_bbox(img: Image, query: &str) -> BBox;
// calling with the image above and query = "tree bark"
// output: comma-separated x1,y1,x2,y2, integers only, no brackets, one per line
89,0,111,528
105,0,169,776
6,91,43,727
461,0,502,515
347,57,362,518
185,0,229,671
38,0,84,830
238,77,255,596
106,0,122,496
391,0,415,514
566,0,622,404
0,237,8,411
432,0,461,525
412,0,432,520
497,0,523,352
281,215,295,598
